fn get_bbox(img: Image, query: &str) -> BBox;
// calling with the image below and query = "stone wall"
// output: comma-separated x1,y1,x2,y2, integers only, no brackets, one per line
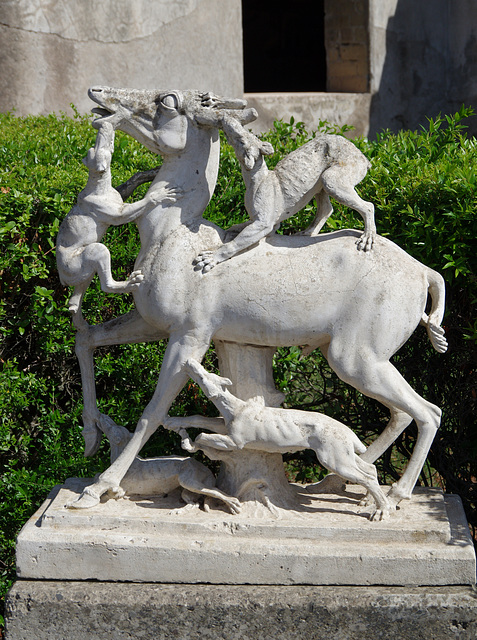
248,0,477,137
325,0,369,93
0,0,243,117
245,92,371,138
2,1,477,141
447,0,477,116
368,0,477,135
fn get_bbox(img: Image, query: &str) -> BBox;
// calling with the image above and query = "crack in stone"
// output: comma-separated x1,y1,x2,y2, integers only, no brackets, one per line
0,1,200,45
0,20,160,44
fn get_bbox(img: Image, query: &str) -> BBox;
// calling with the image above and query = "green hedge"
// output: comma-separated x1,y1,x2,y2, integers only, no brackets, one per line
1,107,476,621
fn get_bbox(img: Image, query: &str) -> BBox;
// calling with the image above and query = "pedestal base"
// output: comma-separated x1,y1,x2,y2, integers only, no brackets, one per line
16,480,476,586
6,582,477,640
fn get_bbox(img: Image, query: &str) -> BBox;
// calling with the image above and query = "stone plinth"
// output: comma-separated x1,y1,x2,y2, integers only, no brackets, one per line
6,582,477,640
16,479,476,586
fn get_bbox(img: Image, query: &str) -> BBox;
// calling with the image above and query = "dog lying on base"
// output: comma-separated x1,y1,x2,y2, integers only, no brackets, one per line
73,412,241,514
165,359,391,521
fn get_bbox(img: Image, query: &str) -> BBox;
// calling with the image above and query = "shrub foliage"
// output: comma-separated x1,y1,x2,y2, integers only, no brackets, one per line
1,107,476,617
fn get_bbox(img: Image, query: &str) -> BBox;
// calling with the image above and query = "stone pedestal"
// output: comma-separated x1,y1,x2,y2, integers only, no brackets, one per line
6,582,477,640
15,480,476,585
7,480,476,639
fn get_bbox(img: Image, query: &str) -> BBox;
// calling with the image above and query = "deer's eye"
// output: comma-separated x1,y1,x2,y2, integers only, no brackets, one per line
161,94,178,110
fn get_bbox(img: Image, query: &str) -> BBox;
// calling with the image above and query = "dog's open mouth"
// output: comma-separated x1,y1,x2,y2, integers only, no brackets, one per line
90,106,118,129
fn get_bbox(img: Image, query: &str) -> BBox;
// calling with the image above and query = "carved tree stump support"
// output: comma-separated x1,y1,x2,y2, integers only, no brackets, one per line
212,341,298,513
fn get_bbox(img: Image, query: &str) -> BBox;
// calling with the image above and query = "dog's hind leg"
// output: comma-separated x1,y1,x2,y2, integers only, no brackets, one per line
178,459,241,514
330,454,391,521
298,191,334,237
321,162,376,251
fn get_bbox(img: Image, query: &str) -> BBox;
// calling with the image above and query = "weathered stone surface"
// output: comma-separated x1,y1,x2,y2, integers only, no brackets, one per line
16,483,476,585
6,581,477,640
244,92,372,137
0,0,243,116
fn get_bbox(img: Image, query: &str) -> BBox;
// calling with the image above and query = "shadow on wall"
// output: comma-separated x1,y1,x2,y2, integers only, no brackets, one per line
368,0,477,137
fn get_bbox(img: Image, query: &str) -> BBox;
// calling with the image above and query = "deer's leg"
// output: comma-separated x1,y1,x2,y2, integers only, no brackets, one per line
360,407,413,464
74,310,166,456
69,329,211,508
325,341,441,508
354,407,413,508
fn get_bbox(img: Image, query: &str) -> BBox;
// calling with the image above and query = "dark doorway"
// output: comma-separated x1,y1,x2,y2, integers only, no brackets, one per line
242,0,326,93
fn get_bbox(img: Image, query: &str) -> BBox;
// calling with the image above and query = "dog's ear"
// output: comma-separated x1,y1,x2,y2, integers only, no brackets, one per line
260,141,274,156
249,395,266,407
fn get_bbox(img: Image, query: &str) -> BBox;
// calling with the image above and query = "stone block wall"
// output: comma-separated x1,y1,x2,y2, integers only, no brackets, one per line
325,0,369,93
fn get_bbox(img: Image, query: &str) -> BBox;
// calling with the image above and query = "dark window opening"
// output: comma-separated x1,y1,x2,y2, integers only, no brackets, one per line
242,0,326,93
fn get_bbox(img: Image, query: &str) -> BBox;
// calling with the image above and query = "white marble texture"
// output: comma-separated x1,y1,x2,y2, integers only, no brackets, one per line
16,483,475,585
55,86,447,522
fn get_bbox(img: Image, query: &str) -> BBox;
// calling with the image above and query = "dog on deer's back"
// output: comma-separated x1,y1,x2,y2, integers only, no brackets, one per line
93,413,241,514
194,113,376,273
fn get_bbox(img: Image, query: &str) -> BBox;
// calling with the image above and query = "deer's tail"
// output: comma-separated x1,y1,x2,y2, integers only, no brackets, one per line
420,269,448,353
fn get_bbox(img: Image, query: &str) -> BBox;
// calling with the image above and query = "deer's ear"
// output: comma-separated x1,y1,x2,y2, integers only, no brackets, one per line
223,377,233,386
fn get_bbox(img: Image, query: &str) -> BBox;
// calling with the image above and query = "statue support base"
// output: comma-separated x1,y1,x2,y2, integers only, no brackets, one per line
15,481,475,586
9,477,476,639
6,582,477,640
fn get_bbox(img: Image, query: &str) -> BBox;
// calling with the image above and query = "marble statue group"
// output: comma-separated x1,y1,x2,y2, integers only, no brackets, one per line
56,87,448,522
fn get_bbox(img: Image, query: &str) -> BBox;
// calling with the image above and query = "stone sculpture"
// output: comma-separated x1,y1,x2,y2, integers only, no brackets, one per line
165,359,391,521
60,86,447,517
92,412,241,514
56,120,180,324
194,110,376,273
